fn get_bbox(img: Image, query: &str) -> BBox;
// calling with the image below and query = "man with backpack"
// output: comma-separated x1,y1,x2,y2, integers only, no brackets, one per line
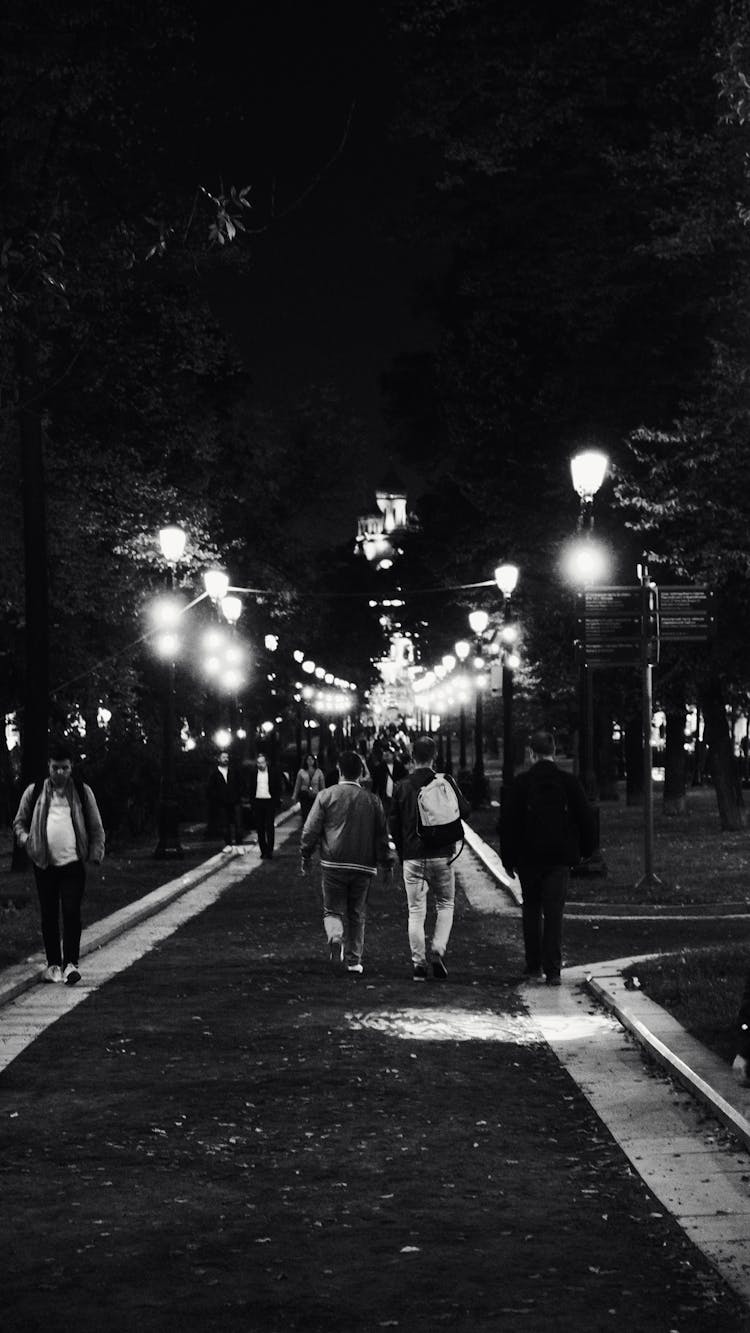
389,735,470,982
13,739,105,986
499,730,596,987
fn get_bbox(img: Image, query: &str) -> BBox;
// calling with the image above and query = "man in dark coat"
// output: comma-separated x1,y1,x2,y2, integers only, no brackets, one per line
206,750,242,845
499,729,596,987
370,745,408,818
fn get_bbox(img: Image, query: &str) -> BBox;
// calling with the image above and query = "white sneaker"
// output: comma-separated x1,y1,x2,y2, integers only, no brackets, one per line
63,963,81,986
42,964,63,984
346,963,364,975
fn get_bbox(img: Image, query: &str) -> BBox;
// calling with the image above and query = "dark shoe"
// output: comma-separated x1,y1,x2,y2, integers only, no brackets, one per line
63,962,81,986
520,969,544,986
412,962,428,982
546,974,562,987
329,938,345,973
431,950,448,980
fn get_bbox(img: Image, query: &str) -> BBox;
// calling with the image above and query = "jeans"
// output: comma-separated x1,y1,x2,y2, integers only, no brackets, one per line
34,860,86,968
253,800,276,856
517,862,569,977
321,866,373,966
402,857,455,964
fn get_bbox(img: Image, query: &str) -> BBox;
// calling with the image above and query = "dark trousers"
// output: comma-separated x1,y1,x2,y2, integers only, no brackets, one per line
518,862,569,978
253,800,276,856
34,860,86,968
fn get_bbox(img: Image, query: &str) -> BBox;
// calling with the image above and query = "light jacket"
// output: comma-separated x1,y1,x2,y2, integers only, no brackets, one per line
300,781,394,875
14,778,106,870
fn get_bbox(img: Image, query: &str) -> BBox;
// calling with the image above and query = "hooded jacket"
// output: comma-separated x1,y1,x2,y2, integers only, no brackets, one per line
14,778,106,869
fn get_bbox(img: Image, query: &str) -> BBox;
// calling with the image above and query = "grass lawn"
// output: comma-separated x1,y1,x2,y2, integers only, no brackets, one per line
0,825,231,968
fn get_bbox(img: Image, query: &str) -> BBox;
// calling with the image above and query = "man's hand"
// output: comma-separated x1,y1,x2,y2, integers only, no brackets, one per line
299,858,309,878
732,1054,749,1085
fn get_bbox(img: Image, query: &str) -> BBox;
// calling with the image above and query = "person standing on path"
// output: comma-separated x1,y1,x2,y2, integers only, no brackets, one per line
13,739,105,986
291,753,325,822
370,745,408,820
388,735,470,982
300,750,395,976
499,729,596,987
206,749,242,845
246,752,284,859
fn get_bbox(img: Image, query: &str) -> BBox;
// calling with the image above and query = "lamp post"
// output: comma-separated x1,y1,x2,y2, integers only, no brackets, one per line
153,525,187,859
468,610,490,805
454,640,471,770
495,563,520,800
570,449,608,801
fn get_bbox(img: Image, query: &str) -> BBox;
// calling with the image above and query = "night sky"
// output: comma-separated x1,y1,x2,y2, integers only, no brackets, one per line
199,2,444,521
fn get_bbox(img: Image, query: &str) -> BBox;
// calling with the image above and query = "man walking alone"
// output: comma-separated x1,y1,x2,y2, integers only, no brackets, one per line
14,740,105,986
499,730,596,987
300,750,395,976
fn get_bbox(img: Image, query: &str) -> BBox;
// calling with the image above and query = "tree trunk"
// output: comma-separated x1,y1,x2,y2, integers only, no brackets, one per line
17,324,50,787
624,707,644,806
663,705,687,815
700,677,746,831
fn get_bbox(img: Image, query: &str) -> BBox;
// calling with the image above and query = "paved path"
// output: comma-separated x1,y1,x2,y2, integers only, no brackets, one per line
3,811,750,1324
458,836,750,1306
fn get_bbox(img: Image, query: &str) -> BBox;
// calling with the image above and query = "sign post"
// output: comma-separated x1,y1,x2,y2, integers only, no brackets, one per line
636,564,661,892
576,574,714,892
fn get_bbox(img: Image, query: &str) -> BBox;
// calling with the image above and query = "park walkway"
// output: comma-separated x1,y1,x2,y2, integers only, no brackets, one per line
2,815,749,1331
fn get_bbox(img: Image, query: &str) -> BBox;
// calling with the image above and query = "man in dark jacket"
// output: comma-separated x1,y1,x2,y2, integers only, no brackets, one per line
389,735,470,982
499,729,596,987
206,750,242,845
370,745,408,819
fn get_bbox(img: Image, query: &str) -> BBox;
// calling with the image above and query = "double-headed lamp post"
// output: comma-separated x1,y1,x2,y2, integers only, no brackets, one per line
570,449,608,801
468,610,490,804
154,525,187,859
495,563,520,798
454,640,471,769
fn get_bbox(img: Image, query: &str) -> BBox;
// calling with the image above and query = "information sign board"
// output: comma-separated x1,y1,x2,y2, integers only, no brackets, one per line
583,586,642,616
657,587,715,641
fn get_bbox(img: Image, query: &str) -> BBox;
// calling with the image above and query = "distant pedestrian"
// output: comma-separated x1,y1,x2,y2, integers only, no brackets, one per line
300,750,395,976
499,729,596,987
291,754,325,821
246,752,283,859
732,971,750,1085
370,745,408,819
389,735,470,982
206,749,242,845
13,740,105,986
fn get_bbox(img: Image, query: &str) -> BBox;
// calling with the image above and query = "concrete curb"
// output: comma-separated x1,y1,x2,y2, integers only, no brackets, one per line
0,804,301,1010
464,827,750,1149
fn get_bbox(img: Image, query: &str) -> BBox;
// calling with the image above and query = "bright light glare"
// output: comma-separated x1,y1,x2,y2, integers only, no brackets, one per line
495,563,520,597
562,538,610,587
202,627,225,651
203,568,229,602
203,655,221,676
346,1007,537,1044
214,728,232,749
159,525,187,564
221,594,242,624
154,631,180,659
150,595,183,629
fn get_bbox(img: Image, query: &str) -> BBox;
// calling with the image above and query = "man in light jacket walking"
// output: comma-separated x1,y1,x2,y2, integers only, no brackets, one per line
300,750,395,976
14,739,105,986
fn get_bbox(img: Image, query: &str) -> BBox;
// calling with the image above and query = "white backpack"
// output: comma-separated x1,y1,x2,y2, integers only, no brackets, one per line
416,775,464,860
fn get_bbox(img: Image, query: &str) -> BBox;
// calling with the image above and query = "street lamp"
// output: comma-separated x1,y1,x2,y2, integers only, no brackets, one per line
495,563,520,798
454,640,471,770
467,610,490,804
154,525,186,859
570,449,608,801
